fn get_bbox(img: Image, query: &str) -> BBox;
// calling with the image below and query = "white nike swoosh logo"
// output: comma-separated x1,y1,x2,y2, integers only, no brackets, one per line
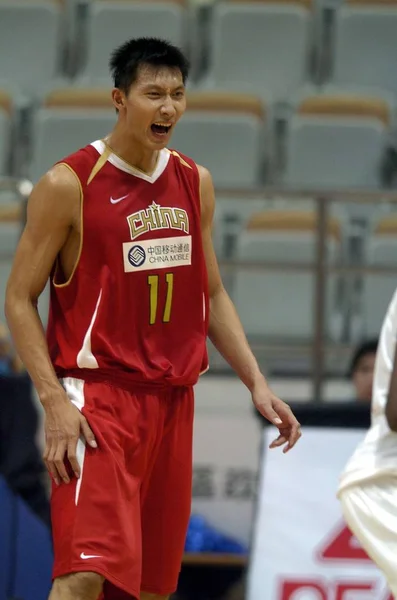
80,552,102,559
110,194,129,204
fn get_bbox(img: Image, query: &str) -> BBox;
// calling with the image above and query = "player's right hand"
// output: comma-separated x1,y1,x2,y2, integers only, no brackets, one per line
42,391,97,485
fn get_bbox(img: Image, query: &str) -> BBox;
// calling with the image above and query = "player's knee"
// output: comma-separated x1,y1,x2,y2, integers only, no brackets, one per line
51,571,104,599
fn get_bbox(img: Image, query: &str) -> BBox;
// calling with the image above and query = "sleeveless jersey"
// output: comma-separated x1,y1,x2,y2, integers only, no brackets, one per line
338,288,397,492
46,140,209,388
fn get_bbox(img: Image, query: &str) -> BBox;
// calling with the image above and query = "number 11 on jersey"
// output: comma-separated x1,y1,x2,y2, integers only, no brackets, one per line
148,273,174,325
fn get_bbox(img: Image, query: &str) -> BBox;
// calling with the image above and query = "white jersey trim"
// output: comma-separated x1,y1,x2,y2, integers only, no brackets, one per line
77,289,102,369
90,140,170,183
61,377,86,506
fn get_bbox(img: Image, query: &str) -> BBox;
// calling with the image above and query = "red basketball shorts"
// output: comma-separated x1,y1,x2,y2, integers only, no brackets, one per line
51,377,194,599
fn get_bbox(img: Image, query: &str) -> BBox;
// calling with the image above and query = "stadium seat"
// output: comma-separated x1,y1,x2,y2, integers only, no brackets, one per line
330,0,397,95
282,94,389,189
0,89,11,177
0,259,13,321
0,1,62,98
0,181,22,258
0,222,21,258
78,0,187,84
203,0,312,101
232,210,342,341
362,215,397,337
171,91,266,188
29,87,116,182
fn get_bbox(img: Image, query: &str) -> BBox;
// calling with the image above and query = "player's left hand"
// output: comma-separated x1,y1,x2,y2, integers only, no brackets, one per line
252,381,302,453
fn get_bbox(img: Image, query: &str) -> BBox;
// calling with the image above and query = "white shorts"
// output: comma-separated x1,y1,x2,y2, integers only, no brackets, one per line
339,476,397,597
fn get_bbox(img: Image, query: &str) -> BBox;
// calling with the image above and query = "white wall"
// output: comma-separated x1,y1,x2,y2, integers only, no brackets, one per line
192,375,356,544
193,376,262,546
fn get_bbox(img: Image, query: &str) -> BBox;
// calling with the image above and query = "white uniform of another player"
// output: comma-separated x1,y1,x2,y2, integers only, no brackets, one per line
338,288,397,596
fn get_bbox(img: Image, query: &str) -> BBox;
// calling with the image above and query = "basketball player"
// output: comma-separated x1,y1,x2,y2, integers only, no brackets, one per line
338,289,397,596
5,38,301,600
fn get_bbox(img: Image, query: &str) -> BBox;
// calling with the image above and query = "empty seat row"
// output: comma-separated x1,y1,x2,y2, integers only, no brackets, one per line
1,208,397,341
2,0,397,102
1,89,390,192
231,210,397,342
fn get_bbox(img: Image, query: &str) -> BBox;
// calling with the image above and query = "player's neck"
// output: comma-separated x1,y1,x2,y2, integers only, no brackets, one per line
105,129,159,175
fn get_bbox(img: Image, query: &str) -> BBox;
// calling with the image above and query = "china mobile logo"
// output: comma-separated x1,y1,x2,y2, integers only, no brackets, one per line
279,522,392,599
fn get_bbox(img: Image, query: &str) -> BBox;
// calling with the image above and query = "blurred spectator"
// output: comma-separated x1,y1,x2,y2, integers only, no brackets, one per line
0,321,50,527
0,320,24,375
349,339,378,402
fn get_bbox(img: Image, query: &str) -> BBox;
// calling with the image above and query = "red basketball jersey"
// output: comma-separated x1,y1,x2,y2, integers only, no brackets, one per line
46,140,209,387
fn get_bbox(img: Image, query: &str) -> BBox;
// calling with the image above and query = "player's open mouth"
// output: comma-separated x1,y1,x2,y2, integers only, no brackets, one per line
150,122,172,138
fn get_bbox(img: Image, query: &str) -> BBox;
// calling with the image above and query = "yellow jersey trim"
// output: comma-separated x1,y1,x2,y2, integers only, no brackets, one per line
52,162,84,289
170,150,192,170
87,146,112,185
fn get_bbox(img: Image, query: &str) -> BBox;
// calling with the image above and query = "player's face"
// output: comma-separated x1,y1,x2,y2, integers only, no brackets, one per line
122,65,186,150
353,353,376,402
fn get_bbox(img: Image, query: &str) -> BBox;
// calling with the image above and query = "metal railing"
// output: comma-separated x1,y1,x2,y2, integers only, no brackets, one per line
3,177,397,402
215,186,397,401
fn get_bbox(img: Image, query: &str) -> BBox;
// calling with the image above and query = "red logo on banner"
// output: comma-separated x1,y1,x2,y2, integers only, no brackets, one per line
317,521,371,562
279,579,393,600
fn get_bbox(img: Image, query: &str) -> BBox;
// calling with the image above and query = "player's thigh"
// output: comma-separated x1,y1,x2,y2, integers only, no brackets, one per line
140,387,194,594
140,594,169,600
52,379,145,598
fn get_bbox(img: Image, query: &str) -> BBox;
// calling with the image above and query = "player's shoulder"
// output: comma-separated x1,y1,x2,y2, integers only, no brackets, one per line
28,162,81,224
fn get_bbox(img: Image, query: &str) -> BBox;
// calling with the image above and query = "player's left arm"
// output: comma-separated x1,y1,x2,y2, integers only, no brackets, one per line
198,165,301,452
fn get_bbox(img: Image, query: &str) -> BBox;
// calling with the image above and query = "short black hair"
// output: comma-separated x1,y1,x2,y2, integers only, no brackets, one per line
109,37,190,92
348,339,378,377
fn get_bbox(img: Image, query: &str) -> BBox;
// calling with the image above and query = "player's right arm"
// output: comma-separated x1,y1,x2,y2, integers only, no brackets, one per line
386,345,397,431
5,165,97,486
